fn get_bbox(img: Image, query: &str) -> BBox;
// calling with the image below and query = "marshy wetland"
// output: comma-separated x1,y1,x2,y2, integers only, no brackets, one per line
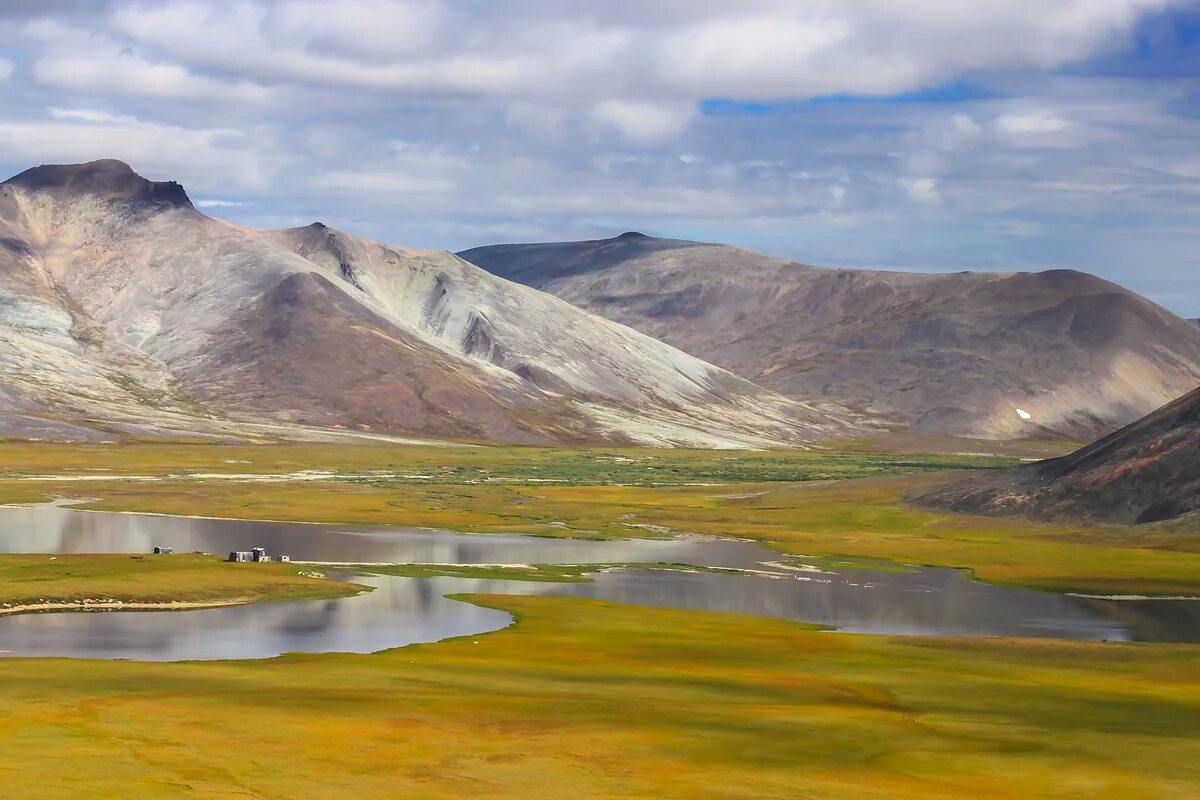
0,439,1197,797
0,503,1197,660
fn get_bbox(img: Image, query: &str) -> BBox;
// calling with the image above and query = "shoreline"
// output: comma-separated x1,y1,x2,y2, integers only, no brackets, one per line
1,503,1197,602
1066,592,1200,601
0,597,255,617
0,500,445,530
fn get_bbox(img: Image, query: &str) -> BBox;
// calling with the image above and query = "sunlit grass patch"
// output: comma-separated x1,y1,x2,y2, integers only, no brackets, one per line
0,595,1195,798
0,553,359,611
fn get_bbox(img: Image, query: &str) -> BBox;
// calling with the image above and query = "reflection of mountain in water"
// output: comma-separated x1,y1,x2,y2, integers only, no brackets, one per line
540,568,1135,640
0,575,514,661
1072,597,1200,643
3,565,1190,662
0,505,765,566
0,505,1193,661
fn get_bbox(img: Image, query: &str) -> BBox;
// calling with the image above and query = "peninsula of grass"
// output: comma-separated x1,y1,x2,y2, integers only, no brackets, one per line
0,554,360,613
0,594,1196,798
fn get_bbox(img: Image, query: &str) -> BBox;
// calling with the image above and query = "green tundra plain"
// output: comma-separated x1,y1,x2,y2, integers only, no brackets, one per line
0,554,357,614
0,437,1197,798
0,438,1195,595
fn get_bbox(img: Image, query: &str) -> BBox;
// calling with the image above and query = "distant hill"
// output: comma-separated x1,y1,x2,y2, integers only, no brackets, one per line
461,234,1200,439
0,161,872,447
919,385,1200,524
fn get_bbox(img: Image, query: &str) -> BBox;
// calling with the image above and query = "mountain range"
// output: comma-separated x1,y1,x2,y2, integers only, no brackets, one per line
0,160,865,447
461,234,1200,440
3,159,1197,450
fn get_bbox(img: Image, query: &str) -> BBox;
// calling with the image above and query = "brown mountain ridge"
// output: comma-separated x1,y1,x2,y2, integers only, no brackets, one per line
918,385,1200,524
461,234,1200,440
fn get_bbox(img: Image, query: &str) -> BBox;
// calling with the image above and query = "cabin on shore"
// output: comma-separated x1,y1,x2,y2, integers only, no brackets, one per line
152,546,173,555
228,546,290,563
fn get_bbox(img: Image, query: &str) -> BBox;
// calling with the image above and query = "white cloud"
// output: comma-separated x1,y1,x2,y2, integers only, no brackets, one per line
657,15,851,96
504,103,568,139
316,140,471,195
48,107,139,124
994,110,1072,136
589,101,696,142
904,177,941,204
102,0,1183,104
33,51,276,103
318,171,457,194
918,113,984,151
0,58,13,83
194,199,249,208
110,2,538,94
0,112,287,191
265,0,447,59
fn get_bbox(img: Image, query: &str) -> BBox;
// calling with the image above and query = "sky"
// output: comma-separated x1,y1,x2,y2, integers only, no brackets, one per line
0,1,1197,316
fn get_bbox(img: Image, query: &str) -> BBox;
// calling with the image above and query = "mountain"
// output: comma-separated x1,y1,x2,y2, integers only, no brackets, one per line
460,234,1200,440
0,160,870,447
919,385,1200,524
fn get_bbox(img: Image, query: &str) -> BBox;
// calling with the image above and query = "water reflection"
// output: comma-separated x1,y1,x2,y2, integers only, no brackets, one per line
0,504,768,566
0,505,1195,660
559,568,1142,640
0,574,513,660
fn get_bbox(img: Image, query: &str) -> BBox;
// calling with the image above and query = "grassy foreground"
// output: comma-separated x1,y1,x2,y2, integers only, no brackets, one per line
0,554,357,611
0,595,1195,799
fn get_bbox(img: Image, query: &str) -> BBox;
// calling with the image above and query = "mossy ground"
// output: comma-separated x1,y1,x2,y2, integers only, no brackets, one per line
0,595,1196,799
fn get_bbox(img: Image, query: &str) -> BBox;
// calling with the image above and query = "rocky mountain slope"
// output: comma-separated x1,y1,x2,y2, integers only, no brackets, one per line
461,234,1200,440
919,385,1200,524
0,160,869,447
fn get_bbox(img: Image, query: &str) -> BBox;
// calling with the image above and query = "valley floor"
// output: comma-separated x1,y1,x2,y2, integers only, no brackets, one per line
0,438,1196,797
0,439,1193,596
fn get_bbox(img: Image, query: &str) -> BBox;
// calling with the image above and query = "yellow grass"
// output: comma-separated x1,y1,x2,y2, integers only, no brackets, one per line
0,595,1196,798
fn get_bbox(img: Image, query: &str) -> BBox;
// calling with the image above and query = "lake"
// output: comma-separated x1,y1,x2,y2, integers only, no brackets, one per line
0,504,1194,660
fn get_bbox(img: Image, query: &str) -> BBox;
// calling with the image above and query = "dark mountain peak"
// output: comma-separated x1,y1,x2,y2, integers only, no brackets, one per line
458,231,705,285
1032,267,1116,290
2,159,193,208
919,385,1200,524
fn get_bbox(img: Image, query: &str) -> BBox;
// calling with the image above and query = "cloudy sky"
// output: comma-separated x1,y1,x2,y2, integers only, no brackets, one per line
1,1,1197,315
